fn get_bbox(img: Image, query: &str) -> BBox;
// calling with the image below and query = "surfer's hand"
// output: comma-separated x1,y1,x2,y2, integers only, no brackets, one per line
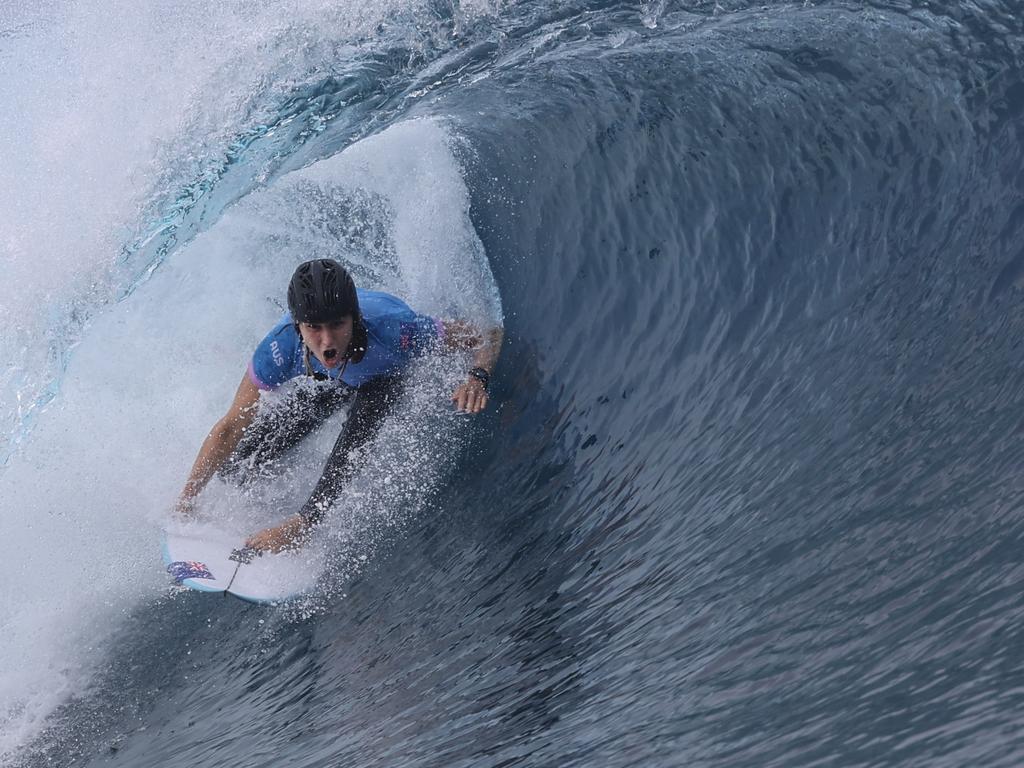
452,378,488,414
246,514,307,553
173,496,197,519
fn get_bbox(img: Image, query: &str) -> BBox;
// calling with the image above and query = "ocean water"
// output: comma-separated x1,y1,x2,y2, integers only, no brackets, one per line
2,0,1024,765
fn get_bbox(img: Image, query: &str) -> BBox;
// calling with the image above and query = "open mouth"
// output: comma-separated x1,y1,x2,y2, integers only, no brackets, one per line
323,348,339,363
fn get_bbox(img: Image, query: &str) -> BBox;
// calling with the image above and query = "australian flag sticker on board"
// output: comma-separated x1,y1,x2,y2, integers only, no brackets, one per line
167,560,215,583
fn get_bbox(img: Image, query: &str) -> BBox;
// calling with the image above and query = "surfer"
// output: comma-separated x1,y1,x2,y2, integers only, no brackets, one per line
175,258,502,552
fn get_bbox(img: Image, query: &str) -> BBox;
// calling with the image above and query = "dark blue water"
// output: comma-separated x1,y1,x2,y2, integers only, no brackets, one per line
13,0,1024,765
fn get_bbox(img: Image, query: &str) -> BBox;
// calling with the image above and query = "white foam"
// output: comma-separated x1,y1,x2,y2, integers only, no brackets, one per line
0,0,503,755
0,0,504,463
0,112,499,768
274,117,503,323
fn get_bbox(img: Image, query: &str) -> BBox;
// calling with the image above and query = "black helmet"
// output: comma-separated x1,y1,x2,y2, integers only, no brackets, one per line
288,259,367,362
288,258,358,323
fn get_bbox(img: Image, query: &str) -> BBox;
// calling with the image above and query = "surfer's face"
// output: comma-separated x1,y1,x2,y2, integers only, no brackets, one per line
298,316,353,369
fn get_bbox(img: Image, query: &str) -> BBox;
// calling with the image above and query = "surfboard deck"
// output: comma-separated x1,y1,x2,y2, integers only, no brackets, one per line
163,523,324,604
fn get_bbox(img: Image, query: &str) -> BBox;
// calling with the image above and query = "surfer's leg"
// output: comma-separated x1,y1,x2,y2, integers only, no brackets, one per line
298,374,405,525
219,383,353,483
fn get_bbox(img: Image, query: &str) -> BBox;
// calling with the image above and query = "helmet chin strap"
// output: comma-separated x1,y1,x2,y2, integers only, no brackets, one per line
302,342,313,377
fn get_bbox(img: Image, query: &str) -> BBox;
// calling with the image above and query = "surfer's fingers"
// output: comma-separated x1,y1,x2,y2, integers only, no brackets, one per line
173,496,196,518
452,380,490,414
461,389,485,414
245,529,273,551
451,389,465,411
452,384,472,412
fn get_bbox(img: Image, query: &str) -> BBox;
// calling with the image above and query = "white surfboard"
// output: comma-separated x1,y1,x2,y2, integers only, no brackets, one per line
163,523,325,604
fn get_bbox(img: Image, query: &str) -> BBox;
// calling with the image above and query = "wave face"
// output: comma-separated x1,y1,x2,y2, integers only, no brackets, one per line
4,0,1024,765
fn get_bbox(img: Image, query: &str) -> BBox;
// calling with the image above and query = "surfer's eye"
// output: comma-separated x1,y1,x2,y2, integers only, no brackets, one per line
306,323,322,331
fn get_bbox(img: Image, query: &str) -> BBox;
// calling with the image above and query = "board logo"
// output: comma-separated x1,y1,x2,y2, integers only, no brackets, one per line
167,560,215,583
271,340,284,367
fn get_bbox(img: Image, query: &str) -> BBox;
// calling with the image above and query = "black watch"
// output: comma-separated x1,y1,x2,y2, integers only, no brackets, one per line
468,367,490,391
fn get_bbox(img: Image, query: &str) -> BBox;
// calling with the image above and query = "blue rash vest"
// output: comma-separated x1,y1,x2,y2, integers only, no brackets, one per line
248,289,444,391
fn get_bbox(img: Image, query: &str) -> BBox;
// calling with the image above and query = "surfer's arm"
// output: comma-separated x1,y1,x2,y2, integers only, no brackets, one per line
443,320,503,414
175,372,260,514
245,513,308,553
